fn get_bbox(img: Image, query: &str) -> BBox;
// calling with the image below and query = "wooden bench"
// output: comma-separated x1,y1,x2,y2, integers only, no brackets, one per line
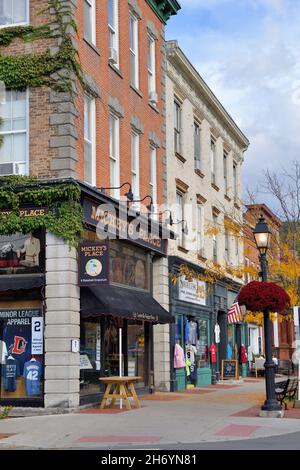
275,378,298,409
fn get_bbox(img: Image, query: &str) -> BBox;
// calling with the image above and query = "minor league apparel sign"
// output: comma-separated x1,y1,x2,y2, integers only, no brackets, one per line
31,317,44,355
78,242,109,286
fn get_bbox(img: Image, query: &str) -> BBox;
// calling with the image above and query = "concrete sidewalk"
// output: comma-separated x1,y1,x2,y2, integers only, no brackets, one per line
1,378,300,449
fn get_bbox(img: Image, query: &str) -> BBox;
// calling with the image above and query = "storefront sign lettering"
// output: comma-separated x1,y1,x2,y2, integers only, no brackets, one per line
132,312,159,322
78,242,109,286
178,276,207,306
0,207,48,218
84,198,166,255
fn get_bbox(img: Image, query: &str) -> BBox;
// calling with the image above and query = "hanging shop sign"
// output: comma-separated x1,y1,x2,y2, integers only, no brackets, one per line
0,230,45,276
178,276,206,306
31,317,44,355
83,197,166,256
78,242,109,286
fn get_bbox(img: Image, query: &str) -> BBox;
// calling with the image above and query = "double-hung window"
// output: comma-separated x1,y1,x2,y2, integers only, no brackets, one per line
148,34,156,100
109,114,120,199
131,131,140,202
0,90,28,175
84,95,96,186
225,229,230,262
84,0,96,45
194,121,201,168
0,0,28,27
176,191,184,247
149,146,157,216
174,100,181,155
211,137,217,184
212,214,218,262
108,0,119,66
197,204,204,256
233,162,238,199
130,14,139,88
223,150,228,193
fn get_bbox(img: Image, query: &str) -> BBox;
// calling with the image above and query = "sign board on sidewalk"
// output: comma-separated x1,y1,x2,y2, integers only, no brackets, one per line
221,359,239,380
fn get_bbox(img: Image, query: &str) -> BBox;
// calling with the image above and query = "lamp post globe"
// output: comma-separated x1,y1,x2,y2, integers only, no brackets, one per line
253,215,282,414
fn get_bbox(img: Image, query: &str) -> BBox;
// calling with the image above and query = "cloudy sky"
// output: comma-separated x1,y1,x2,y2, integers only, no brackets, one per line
166,0,300,212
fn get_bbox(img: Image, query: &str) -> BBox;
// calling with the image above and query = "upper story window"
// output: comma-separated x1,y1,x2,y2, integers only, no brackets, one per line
176,191,184,247
130,14,139,88
197,203,204,256
84,95,96,186
131,131,140,201
225,229,230,262
108,0,119,66
84,0,96,45
211,137,217,185
223,150,228,192
194,120,201,168
109,113,120,199
0,0,28,27
212,214,218,262
148,34,156,103
174,100,181,155
149,146,157,217
0,90,28,176
233,162,238,198
244,258,250,284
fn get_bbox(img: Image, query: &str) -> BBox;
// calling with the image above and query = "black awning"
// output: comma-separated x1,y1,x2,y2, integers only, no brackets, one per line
0,275,45,292
81,285,174,324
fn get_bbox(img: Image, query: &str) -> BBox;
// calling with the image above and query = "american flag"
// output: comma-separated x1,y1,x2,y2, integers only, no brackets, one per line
227,300,242,324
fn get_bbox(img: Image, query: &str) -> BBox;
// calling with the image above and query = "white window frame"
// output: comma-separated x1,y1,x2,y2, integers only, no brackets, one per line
129,13,139,88
0,0,29,28
233,161,238,199
147,33,156,97
211,137,217,185
176,191,184,247
149,146,157,218
0,89,29,175
194,120,201,165
84,0,96,45
174,100,181,155
225,229,230,262
108,0,119,67
197,203,204,256
109,113,120,199
131,131,140,202
244,257,250,284
223,150,228,192
212,214,218,262
84,95,96,186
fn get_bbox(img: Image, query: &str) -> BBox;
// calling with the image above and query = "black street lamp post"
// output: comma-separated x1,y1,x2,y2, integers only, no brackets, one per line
253,215,281,413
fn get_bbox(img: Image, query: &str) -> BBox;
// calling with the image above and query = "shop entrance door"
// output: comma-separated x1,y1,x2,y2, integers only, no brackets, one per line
217,311,227,374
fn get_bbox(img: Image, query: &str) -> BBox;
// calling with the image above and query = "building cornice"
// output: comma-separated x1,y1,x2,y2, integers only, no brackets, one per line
146,0,181,24
166,40,250,152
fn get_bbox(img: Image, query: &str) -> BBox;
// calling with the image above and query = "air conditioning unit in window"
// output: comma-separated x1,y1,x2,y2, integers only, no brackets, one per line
109,47,118,65
0,163,19,176
149,91,158,104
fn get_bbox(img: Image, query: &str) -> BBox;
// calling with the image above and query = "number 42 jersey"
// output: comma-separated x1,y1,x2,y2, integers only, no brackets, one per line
23,360,43,396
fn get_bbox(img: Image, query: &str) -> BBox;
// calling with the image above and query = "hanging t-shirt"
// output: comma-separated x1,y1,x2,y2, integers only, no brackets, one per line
186,344,197,365
4,357,18,392
188,321,198,345
23,360,43,396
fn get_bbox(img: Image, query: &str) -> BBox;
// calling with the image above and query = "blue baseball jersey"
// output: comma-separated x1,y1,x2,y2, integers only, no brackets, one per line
4,357,18,392
23,361,43,396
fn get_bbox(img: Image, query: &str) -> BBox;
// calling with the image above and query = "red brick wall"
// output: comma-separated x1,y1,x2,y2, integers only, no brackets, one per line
76,0,165,206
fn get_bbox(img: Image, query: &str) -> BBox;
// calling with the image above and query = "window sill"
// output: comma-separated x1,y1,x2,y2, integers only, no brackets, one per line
108,62,123,78
83,37,101,56
178,245,189,254
175,152,186,163
211,183,220,192
148,101,160,114
195,169,205,178
130,84,143,98
234,201,241,210
0,22,28,29
224,194,232,202
197,254,207,262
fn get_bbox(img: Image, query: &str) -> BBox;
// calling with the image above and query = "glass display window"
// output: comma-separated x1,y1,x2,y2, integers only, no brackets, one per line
127,321,145,387
80,320,101,396
197,319,209,368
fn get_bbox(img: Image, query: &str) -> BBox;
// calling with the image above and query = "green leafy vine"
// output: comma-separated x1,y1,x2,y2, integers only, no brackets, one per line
0,0,84,93
0,176,84,248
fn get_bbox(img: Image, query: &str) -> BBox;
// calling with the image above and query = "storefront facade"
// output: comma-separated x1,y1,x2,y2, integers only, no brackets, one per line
169,257,214,391
0,180,173,408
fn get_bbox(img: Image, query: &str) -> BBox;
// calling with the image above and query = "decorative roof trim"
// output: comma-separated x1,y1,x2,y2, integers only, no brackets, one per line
146,0,181,24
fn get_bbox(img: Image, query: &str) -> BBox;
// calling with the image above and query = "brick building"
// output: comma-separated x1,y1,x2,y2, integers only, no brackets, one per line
244,204,295,362
0,0,181,409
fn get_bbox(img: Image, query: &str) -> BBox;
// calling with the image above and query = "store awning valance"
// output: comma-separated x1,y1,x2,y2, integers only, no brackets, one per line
81,285,174,324
0,275,45,291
